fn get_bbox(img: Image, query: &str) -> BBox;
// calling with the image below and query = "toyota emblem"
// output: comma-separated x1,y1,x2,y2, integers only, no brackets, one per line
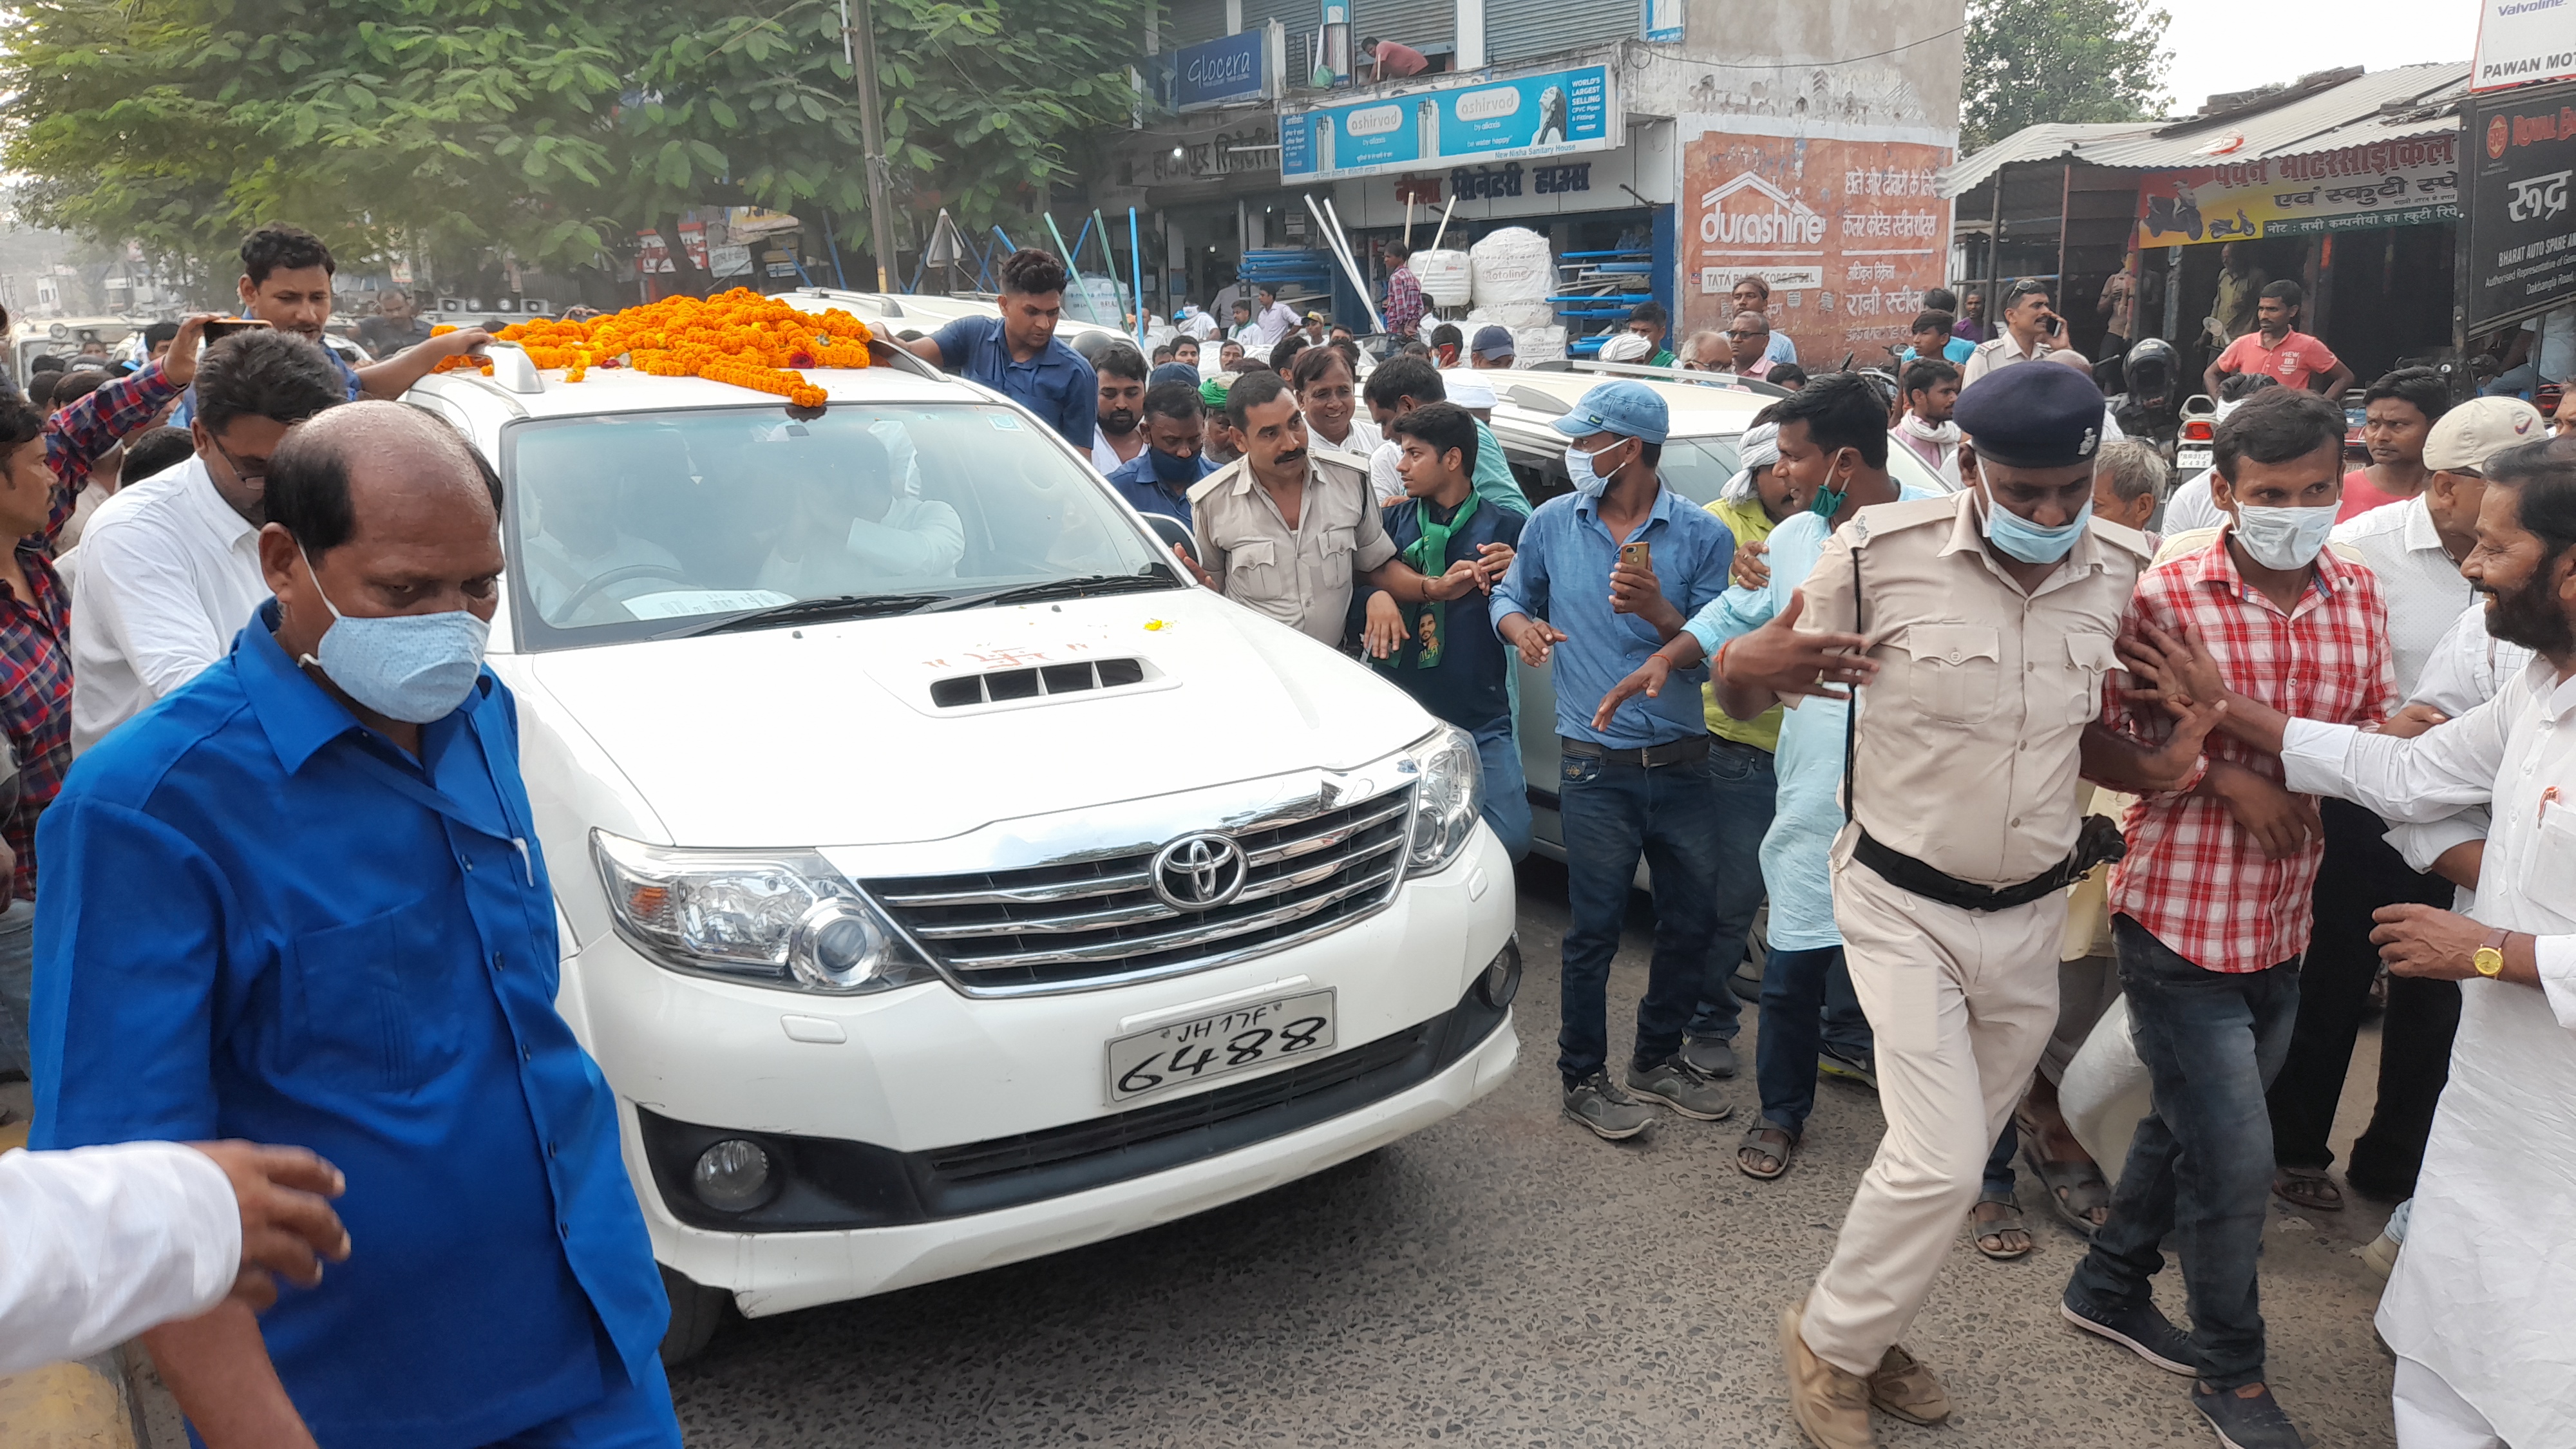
1150,833,1249,911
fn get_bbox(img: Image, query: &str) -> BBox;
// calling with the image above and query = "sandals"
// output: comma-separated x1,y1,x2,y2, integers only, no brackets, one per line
1738,1121,1799,1180
2273,1166,2344,1213
1971,1192,2033,1260
2018,1134,2112,1240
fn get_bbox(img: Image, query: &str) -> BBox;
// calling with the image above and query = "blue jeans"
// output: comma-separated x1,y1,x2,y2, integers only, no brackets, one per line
0,898,32,1078
1753,945,1841,1136
1985,1119,2018,1197
1821,953,1871,1062
1684,739,1772,1043
2068,916,2300,1391
1555,744,1724,1084
1472,718,1532,862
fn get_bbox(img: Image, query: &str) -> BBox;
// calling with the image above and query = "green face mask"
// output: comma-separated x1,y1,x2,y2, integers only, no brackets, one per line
1807,450,1855,518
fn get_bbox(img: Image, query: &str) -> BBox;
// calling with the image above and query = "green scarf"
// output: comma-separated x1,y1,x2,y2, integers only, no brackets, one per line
1380,491,1479,670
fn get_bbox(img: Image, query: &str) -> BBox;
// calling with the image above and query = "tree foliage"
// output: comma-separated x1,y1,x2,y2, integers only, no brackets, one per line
1961,0,2173,153
0,0,1145,293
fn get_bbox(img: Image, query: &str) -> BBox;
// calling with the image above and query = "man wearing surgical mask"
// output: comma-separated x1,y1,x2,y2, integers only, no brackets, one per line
1712,363,2215,1448
30,402,682,1449
1490,381,1741,1142
2056,384,2392,1449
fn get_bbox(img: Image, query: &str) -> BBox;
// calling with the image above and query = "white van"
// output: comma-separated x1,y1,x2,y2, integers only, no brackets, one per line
404,335,1521,1360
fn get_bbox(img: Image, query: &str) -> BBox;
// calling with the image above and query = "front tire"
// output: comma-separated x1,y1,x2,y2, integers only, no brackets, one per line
659,1265,731,1367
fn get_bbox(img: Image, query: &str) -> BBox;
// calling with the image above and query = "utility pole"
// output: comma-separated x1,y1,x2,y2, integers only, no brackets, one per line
841,0,902,292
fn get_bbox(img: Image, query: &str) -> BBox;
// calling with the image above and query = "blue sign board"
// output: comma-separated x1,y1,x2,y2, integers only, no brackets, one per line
1643,0,1682,43
1279,64,1618,183
1173,30,1269,111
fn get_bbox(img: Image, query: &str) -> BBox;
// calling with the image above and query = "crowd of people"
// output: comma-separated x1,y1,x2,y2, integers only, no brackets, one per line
6,218,2576,1449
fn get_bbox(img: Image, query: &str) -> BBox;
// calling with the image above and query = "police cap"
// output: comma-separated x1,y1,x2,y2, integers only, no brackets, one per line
1954,363,2105,469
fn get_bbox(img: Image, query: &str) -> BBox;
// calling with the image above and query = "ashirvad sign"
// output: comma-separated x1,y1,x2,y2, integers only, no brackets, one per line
2464,80,2576,332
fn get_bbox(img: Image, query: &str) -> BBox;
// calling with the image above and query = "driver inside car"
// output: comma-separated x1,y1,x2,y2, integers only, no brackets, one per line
522,447,688,624
753,430,964,596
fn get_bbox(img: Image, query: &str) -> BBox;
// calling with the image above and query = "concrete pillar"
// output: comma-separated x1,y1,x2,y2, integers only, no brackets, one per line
1226,0,1244,33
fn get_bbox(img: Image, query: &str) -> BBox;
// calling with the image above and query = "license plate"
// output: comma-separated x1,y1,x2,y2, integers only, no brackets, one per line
1106,989,1337,1103
2175,448,2211,474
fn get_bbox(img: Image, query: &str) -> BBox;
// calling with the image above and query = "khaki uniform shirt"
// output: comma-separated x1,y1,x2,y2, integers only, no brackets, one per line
1189,451,1396,645
1795,491,2151,887
1961,331,2049,384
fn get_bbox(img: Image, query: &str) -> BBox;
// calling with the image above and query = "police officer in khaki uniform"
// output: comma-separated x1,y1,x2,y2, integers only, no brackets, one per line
1188,370,1492,645
1711,363,2221,1447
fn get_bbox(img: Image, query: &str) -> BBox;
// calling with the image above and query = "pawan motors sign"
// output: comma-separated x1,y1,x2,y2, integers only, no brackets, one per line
2474,0,2576,92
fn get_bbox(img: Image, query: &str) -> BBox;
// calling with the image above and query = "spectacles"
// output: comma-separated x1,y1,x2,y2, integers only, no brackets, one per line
1725,329,1765,340
209,437,265,487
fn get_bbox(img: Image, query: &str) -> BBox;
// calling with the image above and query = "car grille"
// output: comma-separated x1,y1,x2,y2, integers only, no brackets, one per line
864,787,1415,994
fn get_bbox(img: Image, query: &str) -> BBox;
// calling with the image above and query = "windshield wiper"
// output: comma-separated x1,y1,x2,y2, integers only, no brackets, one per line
911,570,1179,614
666,593,944,639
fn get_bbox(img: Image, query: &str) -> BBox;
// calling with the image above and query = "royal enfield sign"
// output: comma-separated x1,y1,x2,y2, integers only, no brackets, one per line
2472,0,2576,93
2463,80,2576,332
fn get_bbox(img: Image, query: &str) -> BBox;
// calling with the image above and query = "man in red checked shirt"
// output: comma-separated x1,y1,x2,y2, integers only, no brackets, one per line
2202,279,2355,402
0,313,215,1083
2060,387,2393,1449
1381,240,1426,340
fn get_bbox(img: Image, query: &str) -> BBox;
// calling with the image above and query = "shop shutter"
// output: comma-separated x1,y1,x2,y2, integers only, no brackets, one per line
1165,0,1228,46
1484,0,1633,64
1354,0,1455,52
1244,0,1319,83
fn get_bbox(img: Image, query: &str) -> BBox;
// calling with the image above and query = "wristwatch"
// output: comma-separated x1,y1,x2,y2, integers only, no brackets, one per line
2473,927,2510,979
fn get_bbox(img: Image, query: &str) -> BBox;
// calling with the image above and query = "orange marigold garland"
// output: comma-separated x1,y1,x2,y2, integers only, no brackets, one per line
423,291,886,408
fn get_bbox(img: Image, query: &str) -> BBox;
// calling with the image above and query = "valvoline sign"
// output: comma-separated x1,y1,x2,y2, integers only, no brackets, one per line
1175,31,1267,111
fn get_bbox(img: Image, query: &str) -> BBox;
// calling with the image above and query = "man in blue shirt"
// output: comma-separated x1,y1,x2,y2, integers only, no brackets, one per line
32,402,676,1449
1490,380,1740,1141
1358,402,1528,858
1896,308,1976,366
900,248,1097,448
1104,381,1216,526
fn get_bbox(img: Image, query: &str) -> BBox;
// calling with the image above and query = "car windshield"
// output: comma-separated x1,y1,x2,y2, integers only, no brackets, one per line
502,402,1170,649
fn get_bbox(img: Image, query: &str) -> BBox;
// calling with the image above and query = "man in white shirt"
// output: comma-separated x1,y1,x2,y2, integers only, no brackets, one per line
2264,399,2538,1218
1889,357,1962,486
754,429,963,595
1248,284,1299,350
69,331,350,754
1,1138,348,1377
2123,430,2576,1448
1090,345,1149,473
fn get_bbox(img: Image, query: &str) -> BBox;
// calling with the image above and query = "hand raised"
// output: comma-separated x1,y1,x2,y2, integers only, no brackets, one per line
1718,589,1875,700
1592,656,1672,732
188,1142,351,1313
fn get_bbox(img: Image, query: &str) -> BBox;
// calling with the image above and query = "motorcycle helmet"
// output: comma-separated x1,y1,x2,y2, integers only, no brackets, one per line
2123,337,2180,412
1068,330,1116,366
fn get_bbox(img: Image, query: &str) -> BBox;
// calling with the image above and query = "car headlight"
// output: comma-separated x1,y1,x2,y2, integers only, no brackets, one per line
1401,724,1484,875
591,831,931,994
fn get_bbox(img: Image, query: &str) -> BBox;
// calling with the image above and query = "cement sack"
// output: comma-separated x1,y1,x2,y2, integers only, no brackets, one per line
1511,325,1567,363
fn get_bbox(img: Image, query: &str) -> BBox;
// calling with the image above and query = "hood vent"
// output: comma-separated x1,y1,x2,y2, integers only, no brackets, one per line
931,656,1148,709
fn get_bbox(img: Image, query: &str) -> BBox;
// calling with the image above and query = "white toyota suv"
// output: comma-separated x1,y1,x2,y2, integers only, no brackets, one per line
404,335,1520,1360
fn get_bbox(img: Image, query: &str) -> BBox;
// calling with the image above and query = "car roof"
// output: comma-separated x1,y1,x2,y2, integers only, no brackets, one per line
776,288,1128,343
412,357,989,422
1482,367,1777,441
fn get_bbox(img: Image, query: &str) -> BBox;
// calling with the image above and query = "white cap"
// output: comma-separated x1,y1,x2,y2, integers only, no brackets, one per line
1442,372,1499,410
1597,332,1654,363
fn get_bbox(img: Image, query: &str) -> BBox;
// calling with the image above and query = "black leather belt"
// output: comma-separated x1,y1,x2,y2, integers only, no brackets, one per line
1558,734,1712,769
1850,817,2128,914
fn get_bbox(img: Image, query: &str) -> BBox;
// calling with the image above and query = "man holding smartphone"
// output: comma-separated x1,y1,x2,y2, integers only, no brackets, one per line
1490,381,1741,1141
1962,278,2061,384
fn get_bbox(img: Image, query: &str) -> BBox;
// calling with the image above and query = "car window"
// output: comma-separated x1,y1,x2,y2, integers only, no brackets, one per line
502,403,1166,649
1499,433,1743,510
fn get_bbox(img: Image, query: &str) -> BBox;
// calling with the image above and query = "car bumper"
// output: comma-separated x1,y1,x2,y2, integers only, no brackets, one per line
561,827,1520,1312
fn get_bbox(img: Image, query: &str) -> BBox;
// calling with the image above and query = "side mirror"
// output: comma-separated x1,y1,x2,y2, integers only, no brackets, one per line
1142,511,1198,567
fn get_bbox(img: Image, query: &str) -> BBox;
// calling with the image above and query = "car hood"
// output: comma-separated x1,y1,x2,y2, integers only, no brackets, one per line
515,589,1434,847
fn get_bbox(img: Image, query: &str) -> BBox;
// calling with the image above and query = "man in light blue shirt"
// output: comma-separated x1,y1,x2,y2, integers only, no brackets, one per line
1592,375,1936,1181
1490,380,1739,1141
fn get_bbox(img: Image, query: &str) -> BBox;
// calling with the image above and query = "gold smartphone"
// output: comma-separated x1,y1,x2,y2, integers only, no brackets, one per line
1618,541,1652,571
201,317,273,343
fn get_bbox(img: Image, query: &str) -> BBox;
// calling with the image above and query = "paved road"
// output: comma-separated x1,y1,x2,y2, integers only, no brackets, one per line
669,860,2404,1448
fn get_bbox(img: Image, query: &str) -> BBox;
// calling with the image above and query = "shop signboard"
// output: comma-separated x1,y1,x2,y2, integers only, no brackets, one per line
2132,136,2461,249
1278,63,1617,183
1682,118,1953,365
2463,80,2576,332
2473,0,2576,92
1643,0,1683,43
1173,28,1271,111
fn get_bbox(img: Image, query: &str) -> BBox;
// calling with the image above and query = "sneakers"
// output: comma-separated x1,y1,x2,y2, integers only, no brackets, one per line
1817,1045,1878,1089
1562,1072,1656,1141
1779,1305,1875,1449
2192,1383,2306,1449
1626,1055,1737,1121
2061,1287,2208,1377
1678,1034,1740,1079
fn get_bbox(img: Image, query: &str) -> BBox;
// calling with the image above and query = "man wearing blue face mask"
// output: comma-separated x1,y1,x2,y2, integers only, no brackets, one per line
1710,363,2220,1447
30,402,680,1449
1104,381,1216,526
1490,380,1741,1142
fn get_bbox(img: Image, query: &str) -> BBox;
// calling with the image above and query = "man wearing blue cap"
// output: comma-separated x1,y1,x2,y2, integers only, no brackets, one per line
1468,325,1516,370
1490,379,1743,1140
1712,363,2219,1446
